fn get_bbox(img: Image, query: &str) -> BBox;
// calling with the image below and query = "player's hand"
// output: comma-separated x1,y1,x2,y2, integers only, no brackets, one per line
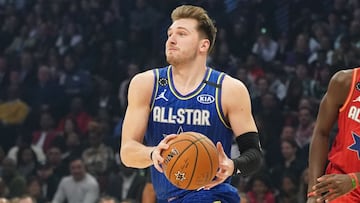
203,142,233,190
312,174,354,202
151,134,178,173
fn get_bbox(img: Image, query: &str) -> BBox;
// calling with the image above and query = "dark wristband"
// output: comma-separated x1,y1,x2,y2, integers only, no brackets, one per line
231,132,263,176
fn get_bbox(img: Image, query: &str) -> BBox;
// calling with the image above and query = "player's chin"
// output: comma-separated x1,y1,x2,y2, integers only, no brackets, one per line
166,56,179,65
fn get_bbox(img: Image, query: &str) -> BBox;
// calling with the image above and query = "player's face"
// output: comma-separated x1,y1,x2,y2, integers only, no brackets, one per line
166,18,203,65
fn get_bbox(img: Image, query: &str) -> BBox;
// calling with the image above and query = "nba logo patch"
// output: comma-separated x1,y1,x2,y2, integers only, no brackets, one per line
159,78,168,86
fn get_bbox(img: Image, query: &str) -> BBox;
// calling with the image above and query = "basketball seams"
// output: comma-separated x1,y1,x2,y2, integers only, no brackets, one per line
162,132,218,190
194,137,217,183
167,140,197,188
184,143,198,189
177,133,217,189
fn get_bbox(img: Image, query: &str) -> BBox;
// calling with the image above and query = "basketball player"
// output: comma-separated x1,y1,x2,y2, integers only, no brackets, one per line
120,5,263,203
307,68,360,203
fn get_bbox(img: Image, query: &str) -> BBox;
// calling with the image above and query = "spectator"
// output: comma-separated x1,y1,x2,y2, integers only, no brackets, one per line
254,92,283,168
57,96,92,136
105,161,146,202
16,146,38,178
55,22,82,56
91,79,120,121
82,121,114,177
1,158,26,198
277,173,299,203
118,63,140,115
270,139,306,189
252,28,279,62
284,33,310,67
36,163,60,201
297,167,309,203
17,51,37,88
246,174,276,203
44,146,68,179
57,118,81,137
0,85,29,135
332,34,359,68
59,132,84,164
251,76,270,113
7,135,45,165
58,54,92,99
309,65,331,104
52,157,99,203
24,65,63,112
32,112,58,153
25,176,46,203
294,107,315,150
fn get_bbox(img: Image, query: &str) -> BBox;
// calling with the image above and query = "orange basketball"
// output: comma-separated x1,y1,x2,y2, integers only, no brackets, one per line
161,132,219,190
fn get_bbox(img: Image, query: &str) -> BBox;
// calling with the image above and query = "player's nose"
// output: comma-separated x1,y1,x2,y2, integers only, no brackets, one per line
167,35,177,45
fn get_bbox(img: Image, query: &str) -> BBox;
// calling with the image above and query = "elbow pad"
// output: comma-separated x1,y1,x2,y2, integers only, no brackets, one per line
232,132,263,176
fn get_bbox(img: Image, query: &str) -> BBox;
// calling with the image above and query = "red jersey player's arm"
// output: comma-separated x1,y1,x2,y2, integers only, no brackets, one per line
307,69,352,199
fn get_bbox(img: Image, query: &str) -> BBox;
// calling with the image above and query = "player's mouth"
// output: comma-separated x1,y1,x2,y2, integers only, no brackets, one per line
167,47,178,51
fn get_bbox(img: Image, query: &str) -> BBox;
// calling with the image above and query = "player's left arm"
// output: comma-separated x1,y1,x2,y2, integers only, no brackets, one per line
204,75,263,189
222,75,263,176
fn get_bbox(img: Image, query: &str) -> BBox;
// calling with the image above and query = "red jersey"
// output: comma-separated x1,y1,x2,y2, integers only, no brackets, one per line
326,68,360,202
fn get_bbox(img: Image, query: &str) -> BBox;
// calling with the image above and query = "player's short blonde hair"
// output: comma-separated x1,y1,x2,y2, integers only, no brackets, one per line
171,5,217,54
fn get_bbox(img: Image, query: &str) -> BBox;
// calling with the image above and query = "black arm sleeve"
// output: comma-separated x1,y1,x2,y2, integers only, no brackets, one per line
231,132,263,176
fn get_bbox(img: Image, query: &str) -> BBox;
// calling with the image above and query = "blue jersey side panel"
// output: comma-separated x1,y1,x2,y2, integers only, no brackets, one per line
146,66,234,200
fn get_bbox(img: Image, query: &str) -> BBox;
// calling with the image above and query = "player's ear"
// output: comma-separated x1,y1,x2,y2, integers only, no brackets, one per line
199,39,210,53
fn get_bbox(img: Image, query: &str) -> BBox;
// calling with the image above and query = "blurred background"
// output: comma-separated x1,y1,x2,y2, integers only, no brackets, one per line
0,0,358,202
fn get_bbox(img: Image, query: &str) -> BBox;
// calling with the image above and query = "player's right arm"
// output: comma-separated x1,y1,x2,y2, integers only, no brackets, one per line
120,70,176,170
307,70,351,202
120,70,154,168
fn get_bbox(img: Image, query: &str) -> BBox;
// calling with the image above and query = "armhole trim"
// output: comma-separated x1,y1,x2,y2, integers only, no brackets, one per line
339,69,357,112
150,69,159,111
215,73,231,129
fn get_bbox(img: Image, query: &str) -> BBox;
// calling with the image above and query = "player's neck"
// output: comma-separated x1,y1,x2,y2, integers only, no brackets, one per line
171,62,207,95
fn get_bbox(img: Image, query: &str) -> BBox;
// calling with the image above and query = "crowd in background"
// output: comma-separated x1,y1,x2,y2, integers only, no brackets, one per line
0,0,359,202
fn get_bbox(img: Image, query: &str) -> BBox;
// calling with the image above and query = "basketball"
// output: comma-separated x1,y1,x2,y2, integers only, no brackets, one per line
161,132,219,190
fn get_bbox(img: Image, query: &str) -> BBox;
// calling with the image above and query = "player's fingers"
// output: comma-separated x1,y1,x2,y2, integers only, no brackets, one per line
313,180,332,191
324,190,341,202
314,183,332,195
152,147,164,171
216,142,227,158
215,168,228,179
152,153,163,173
157,142,169,151
158,134,177,151
316,190,339,203
163,134,178,143
153,162,163,173
203,178,223,190
202,169,227,190
317,174,335,181
325,192,341,202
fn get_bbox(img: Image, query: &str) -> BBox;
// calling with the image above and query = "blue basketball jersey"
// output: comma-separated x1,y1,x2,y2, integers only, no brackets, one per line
146,66,236,201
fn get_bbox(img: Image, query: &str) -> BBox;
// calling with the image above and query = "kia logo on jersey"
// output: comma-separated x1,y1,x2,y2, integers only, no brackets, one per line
197,94,215,104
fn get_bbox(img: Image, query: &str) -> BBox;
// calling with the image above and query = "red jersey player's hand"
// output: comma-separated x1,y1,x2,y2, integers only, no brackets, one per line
312,174,354,202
